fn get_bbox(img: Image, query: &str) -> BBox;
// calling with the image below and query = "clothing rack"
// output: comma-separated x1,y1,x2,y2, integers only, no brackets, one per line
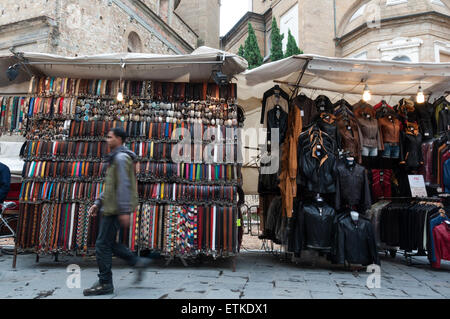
378,197,447,267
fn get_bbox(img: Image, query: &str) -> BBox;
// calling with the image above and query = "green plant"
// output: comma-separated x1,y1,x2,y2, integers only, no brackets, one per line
243,22,263,69
284,29,302,58
270,17,284,62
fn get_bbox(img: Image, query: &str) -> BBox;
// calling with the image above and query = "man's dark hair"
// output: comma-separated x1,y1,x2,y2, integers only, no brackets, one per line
110,127,127,143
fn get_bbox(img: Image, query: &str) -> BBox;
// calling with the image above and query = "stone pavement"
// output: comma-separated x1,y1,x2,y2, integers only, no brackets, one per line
0,249,449,299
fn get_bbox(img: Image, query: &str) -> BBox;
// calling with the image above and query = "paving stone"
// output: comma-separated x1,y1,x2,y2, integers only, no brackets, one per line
310,292,345,299
2,252,450,299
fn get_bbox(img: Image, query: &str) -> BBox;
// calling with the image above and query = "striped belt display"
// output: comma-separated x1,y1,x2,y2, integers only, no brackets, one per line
16,76,241,259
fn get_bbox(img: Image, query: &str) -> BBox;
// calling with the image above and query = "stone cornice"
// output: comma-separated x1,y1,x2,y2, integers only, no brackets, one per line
336,11,450,47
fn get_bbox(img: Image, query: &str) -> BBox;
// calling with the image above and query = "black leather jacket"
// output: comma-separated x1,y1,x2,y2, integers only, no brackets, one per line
335,213,380,265
335,160,372,212
267,107,288,145
414,103,434,139
298,145,337,194
315,113,340,145
400,130,424,169
303,202,336,250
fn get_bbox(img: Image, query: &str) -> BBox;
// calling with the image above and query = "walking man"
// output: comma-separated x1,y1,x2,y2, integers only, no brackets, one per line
83,128,152,296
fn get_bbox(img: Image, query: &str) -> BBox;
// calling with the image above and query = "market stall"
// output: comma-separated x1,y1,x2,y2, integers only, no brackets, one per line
236,54,450,268
1,47,248,268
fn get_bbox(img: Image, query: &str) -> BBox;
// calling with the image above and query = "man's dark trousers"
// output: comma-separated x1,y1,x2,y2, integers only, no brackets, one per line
96,215,137,284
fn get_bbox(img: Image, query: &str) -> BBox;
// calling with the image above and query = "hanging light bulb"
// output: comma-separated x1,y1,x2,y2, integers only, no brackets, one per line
117,59,125,103
117,91,124,102
416,86,425,104
363,84,371,102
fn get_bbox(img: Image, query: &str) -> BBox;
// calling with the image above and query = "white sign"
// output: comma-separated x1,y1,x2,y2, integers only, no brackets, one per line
408,175,428,197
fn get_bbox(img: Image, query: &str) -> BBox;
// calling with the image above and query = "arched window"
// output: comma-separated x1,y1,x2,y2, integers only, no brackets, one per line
127,32,142,53
392,55,411,62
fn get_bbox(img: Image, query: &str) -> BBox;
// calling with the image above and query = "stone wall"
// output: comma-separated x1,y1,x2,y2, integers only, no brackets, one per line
0,0,198,56
176,0,220,48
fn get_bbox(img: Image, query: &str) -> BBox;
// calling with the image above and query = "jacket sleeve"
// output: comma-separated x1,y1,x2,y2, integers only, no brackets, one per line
367,220,380,265
114,153,134,215
335,171,341,211
362,169,372,212
336,220,346,264
418,137,424,165
376,122,384,151
399,131,406,165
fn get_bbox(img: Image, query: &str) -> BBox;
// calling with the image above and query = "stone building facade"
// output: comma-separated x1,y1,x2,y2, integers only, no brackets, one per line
175,0,221,49
221,0,450,63
0,0,218,56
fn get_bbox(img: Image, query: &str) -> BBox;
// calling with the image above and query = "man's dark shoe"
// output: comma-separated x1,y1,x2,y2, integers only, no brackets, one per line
83,281,114,296
133,257,153,283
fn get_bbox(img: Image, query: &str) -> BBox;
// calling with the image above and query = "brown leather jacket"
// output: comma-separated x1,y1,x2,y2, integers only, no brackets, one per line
336,115,364,163
279,103,302,218
378,115,401,144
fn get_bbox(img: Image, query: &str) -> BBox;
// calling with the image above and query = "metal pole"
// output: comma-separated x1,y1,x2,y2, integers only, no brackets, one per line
289,58,312,101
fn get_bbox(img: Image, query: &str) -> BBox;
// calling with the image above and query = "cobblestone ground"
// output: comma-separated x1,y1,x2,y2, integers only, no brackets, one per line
0,247,449,299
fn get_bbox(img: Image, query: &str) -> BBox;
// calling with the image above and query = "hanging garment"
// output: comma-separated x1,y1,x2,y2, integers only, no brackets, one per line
278,98,302,217
303,202,335,251
314,112,339,145
431,222,450,269
365,200,392,249
437,108,449,135
297,126,338,194
378,115,401,144
314,95,334,114
444,159,450,193
334,212,379,266
371,169,393,201
292,94,318,128
354,103,383,152
414,102,434,139
335,159,372,212
260,85,290,126
266,106,288,146
399,122,424,170
336,114,363,163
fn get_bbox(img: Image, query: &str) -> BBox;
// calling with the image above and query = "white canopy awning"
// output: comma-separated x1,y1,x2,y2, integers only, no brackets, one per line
235,54,450,195
0,46,248,93
237,54,450,112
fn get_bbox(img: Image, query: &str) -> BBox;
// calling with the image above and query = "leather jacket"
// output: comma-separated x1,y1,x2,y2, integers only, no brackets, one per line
267,106,288,145
292,94,319,129
400,123,424,170
315,113,339,145
314,95,334,114
335,160,372,212
414,103,434,139
298,145,337,194
303,201,336,250
438,108,449,135
378,115,401,144
297,126,338,194
336,115,363,163
335,213,380,265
